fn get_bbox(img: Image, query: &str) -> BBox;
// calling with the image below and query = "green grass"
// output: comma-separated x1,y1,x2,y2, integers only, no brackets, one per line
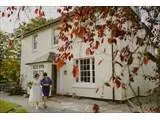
0,99,28,113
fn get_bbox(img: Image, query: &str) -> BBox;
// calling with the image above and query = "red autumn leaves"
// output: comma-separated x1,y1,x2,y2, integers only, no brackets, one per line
1,6,17,18
72,64,79,79
56,59,65,70
34,7,45,18
56,7,140,64
1,6,45,19
132,67,139,75
53,7,151,88
120,45,131,63
111,76,127,89
86,48,94,55
104,76,127,89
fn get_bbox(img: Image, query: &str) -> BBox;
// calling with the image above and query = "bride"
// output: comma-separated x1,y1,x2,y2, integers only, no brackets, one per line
29,73,42,110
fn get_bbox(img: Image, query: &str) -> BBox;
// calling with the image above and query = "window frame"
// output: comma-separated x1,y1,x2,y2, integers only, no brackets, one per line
72,57,96,88
51,29,59,47
32,64,44,78
32,34,38,51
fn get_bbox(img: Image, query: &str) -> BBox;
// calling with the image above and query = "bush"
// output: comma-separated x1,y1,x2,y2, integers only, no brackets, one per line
6,85,26,96
0,79,8,84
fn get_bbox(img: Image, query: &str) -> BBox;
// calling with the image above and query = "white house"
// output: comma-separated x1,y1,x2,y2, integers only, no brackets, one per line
20,8,157,101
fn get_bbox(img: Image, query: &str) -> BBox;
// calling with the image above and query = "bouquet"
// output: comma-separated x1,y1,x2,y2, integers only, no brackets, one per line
27,81,33,89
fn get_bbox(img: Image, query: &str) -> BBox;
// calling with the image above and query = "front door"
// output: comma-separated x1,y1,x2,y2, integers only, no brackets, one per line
51,64,57,95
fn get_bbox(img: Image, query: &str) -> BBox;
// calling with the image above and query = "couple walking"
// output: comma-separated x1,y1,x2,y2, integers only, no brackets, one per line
29,72,52,110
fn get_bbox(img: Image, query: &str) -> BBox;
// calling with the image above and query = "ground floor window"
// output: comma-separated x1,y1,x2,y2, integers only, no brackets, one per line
32,64,44,77
75,57,95,84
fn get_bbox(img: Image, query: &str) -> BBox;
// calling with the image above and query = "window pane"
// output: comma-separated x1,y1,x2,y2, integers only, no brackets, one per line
87,71,90,76
80,65,83,70
92,58,95,64
81,77,84,82
86,59,90,64
88,77,90,82
81,71,84,76
54,35,59,44
33,65,38,69
92,71,95,76
84,59,86,64
76,60,78,64
93,77,95,83
84,72,86,77
33,35,38,49
92,65,95,70
80,60,83,64
87,65,90,69
39,64,44,69
84,65,87,70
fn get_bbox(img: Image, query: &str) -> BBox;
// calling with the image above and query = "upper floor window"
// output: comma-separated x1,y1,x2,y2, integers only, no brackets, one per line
75,58,95,84
32,34,38,50
51,30,59,47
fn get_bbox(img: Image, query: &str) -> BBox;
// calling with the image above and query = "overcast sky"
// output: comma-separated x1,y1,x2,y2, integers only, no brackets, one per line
0,6,60,33
0,6,151,33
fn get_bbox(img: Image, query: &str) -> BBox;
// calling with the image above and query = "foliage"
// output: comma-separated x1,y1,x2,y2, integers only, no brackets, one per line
6,85,26,96
1,59,20,83
56,6,154,88
0,6,159,112
0,31,21,84
56,7,160,112
139,6,160,83
14,17,54,37
0,99,27,113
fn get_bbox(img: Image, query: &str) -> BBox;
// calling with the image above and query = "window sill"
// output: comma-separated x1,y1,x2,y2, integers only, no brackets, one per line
72,83,96,89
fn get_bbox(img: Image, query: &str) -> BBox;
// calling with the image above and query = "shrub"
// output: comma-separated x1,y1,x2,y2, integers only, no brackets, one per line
6,85,26,96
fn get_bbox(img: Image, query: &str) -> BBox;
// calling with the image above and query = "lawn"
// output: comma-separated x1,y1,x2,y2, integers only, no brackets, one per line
0,99,28,113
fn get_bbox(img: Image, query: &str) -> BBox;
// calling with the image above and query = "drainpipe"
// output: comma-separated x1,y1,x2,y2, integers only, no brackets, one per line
111,43,115,102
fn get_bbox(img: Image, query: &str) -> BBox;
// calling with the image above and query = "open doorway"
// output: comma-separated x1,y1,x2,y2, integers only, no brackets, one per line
51,64,57,95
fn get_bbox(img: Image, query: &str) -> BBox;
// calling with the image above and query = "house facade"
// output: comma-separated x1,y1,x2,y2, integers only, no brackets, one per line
20,11,157,101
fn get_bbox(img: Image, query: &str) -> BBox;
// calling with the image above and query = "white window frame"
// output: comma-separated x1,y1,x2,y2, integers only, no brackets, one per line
72,57,96,88
32,64,44,78
51,29,59,48
32,34,38,51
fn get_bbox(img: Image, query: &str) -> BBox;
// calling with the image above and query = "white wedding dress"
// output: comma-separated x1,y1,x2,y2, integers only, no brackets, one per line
29,79,42,103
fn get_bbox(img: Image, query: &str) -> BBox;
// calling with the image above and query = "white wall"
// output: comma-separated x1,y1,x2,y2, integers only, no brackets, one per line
55,40,123,100
114,28,157,100
20,27,55,89
21,22,157,100
54,29,156,100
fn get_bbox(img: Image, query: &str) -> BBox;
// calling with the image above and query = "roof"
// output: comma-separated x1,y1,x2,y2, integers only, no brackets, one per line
18,7,151,39
17,17,61,39
26,52,57,65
